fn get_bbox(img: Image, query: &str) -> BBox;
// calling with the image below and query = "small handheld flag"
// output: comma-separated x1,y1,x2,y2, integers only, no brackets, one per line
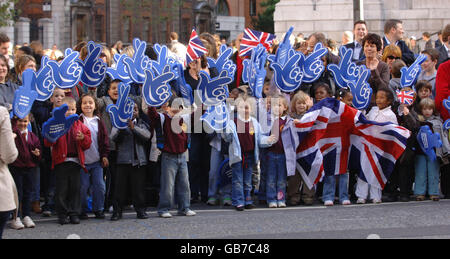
186,29,208,65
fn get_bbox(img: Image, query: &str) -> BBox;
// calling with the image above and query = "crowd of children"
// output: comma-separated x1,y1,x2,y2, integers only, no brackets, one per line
0,31,449,235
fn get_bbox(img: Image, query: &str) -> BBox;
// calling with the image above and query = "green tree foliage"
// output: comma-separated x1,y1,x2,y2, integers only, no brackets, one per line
251,0,280,34
0,0,19,27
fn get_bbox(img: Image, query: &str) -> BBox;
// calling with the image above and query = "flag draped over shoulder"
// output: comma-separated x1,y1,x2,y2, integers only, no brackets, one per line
294,98,410,190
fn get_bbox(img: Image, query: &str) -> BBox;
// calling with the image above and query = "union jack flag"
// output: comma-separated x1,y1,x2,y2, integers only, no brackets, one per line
295,98,410,190
396,90,415,105
239,28,276,57
186,29,208,65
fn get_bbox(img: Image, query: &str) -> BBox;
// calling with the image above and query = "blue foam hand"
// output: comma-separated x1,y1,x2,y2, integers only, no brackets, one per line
301,42,328,83
443,97,450,130
34,56,57,101
142,65,175,107
13,69,38,119
242,44,267,98
207,44,236,79
201,103,230,131
269,48,303,93
123,38,153,84
328,46,364,88
47,48,83,89
106,83,135,129
42,103,79,143
172,62,193,105
267,26,294,67
197,70,233,106
417,125,443,161
151,44,175,76
106,54,134,85
400,54,427,89
347,68,372,110
79,41,107,87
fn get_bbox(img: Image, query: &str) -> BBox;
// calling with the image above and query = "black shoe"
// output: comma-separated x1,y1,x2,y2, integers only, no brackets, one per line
79,213,89,220
137,211,149,219
70,215,80,224
383,195,398,203
94,211,105,219
244,204,256,210
58,216,70,225
235,206,244,211
399,196,410,202
258,200,267,205
110,212,122,221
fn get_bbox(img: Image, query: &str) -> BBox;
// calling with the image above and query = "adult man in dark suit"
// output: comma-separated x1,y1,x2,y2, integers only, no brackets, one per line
344,20,368,62
435,30,443,48
382,19,415,66
436,24,450,69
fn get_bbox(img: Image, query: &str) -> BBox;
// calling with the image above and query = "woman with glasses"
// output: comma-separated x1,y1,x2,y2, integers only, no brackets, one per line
382,44,402,76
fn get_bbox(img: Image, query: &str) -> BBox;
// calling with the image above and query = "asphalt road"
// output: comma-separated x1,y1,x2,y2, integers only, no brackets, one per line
3,200,450,239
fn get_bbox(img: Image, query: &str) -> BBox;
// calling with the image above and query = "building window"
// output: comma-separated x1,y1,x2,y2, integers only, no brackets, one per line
95,15,104,42
160,20,167,43
250,0,257,16
181,18,190,43
122,16,131,43
142,18,150,42
216,0,230,16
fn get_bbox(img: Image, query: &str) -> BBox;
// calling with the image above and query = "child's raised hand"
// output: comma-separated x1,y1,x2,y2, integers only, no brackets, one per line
31,148,40,157
76,131,85,141
306,97,313,109
403,105,410,116
102,157,109,168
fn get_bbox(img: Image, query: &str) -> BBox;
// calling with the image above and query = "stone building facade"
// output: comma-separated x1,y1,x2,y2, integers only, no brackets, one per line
274,0,450,43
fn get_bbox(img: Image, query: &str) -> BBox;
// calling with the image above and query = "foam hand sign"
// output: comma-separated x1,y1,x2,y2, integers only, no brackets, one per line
197,70,233,106
142,66,175,107
417,125,443,161
269,48,303,93
151,44,175,76
106,54,134,85
347,69,372,110
400,54,427,89
443,97,450,130
208,44,236,78
107,83,135,129
267,26,293,67
34,56,57,101
328,46,365,89
13,69,38,119
301,42,328,83
42,104,79,143
79,41,107,87
242,44,267,98
48,48,83,89
123,38,153,84
201,103,230,131
172,62,194,105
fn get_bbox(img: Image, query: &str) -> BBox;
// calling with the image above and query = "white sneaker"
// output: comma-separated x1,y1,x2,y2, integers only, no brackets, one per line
324,200,334,206
356,198,366,204
22,216,35,228
268,202,277,208
185,210,196,216
9,218,24,230
159,212,172,218
222,199,232,206
277,201,286,208
372,199,382,204
341,200,351,206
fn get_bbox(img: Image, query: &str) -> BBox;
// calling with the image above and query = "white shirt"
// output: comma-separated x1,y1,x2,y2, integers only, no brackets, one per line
20,129,28,142
367,106,398,125
82,115,100,165
353,41,362,61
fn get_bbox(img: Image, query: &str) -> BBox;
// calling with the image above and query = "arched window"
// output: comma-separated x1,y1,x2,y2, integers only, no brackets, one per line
216,0,230,16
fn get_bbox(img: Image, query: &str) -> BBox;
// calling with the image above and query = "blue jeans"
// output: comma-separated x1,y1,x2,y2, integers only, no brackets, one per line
30,167,40,202
231,153,255,207
80,162,105,213
208,147,231,200
158,152,191,214
10,167,34,217
414,155,440,196
322,173,349,202
257,148,269,201
266,152,287,203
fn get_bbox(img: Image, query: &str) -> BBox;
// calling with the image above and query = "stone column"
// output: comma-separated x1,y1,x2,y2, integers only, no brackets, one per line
15,17,30,45
38,18,55,49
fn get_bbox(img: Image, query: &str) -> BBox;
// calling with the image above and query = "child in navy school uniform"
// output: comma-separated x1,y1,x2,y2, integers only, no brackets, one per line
8,114,41,229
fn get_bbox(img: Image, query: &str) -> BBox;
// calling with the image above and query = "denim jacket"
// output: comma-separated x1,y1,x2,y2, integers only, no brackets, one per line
222,117,274,166
110,118,150,167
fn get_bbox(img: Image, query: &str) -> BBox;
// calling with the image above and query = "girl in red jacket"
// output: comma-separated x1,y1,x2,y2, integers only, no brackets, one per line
9,114,41,230
44,97,92,225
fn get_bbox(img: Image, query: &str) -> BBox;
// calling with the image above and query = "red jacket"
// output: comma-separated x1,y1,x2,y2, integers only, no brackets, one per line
436,60,450,121
44,120,92,172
